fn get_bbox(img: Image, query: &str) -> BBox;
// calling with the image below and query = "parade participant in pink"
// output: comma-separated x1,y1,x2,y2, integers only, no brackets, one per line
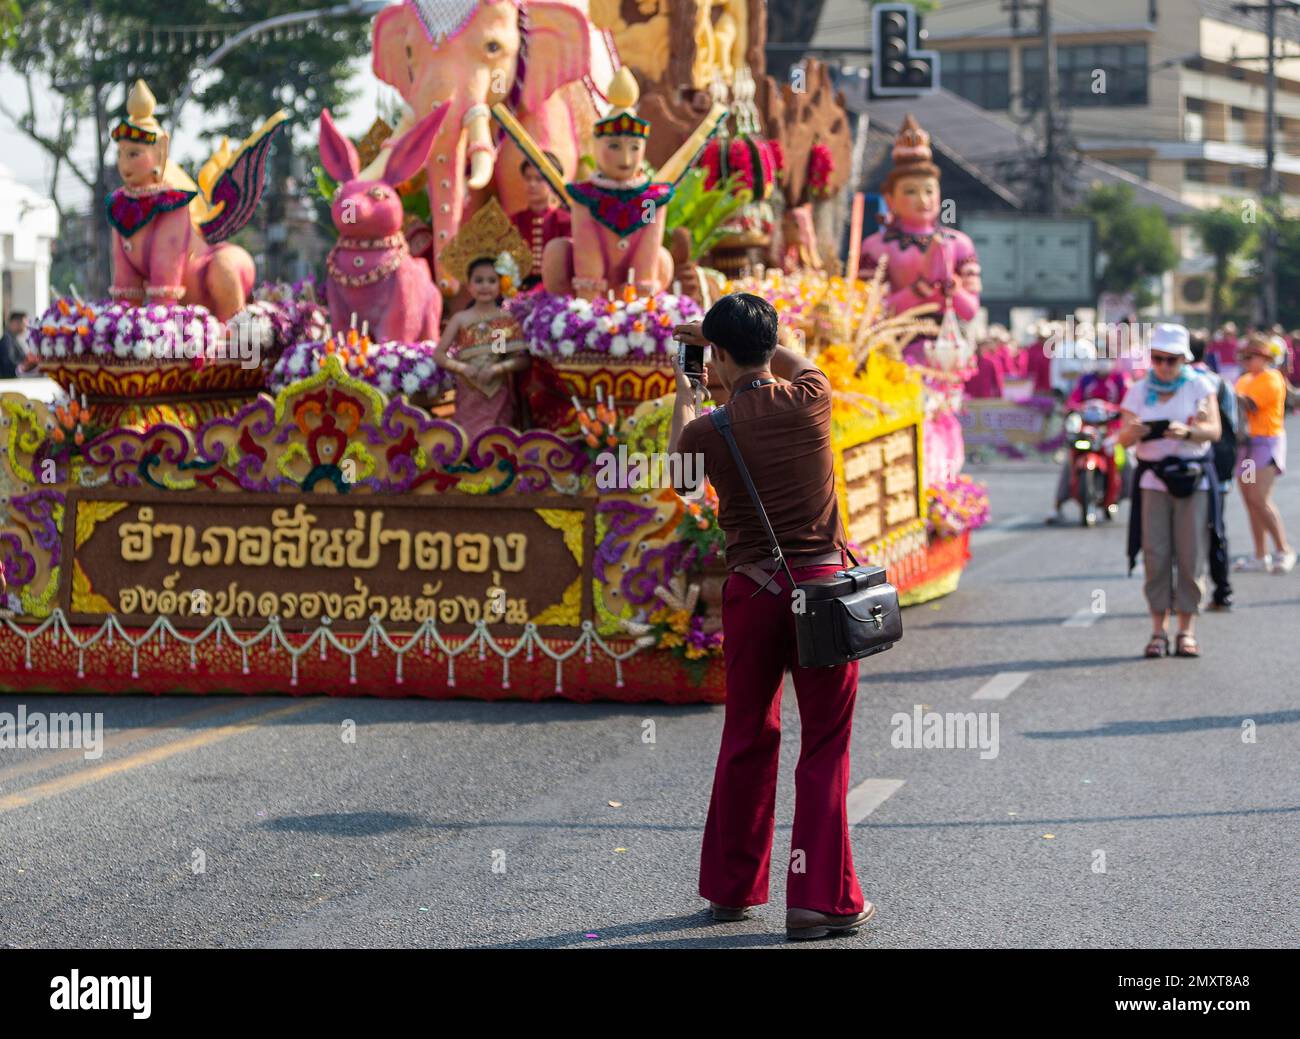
107,80,287,322
435,257,530,436
509,152,570,289
1023,331,1054,396
1209,322,1240,384
964,339,1004,399
319,105,449,344
1067,359,1130,408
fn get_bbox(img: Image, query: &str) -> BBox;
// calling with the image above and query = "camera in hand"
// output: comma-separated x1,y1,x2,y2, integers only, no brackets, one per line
677,340,709,383
1141,419,1170,441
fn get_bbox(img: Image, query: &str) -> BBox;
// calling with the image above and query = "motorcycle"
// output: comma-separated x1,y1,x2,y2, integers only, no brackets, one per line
1064,398,1124,526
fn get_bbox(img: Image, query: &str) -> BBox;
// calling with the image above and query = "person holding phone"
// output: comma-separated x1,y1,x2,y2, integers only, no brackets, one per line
667,292,875,942
1116,324,1221,659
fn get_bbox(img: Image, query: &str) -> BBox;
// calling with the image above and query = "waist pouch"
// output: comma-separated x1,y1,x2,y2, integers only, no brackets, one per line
1153,455,1205,498
710,406,903,668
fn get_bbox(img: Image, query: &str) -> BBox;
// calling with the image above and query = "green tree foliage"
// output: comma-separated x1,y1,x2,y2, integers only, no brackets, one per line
0,1,22,51
1076,183,1177,310
1188,203,1255,332
1268,216,1300,330
1,1,371,290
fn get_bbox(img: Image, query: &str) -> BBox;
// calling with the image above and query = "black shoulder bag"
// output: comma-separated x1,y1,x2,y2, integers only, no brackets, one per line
709,404,903,668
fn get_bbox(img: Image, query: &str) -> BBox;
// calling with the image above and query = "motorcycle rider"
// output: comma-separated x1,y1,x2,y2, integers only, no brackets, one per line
1047,342,1129,523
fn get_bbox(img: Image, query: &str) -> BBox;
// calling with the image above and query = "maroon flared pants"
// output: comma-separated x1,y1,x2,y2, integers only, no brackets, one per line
698,563,865,915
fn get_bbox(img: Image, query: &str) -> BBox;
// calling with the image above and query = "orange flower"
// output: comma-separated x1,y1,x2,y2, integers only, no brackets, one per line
696,518,709,529
74,431,84,446
52,427,65,442
324,340,336,355
585,433,599,447
605,435,617,447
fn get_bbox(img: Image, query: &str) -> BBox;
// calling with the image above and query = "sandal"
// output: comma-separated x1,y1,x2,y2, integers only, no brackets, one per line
1175,632,1200,658
1144,633,1169,658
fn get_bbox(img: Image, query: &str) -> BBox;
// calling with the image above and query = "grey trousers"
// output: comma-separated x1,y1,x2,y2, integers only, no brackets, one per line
1141,487,1208,615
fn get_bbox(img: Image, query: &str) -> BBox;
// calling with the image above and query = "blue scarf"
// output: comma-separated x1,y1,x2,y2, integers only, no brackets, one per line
1145,366,1191,406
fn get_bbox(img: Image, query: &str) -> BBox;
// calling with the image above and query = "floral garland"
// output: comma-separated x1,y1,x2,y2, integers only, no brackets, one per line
926,475,991,539
509,291,702,359
270,332,451,399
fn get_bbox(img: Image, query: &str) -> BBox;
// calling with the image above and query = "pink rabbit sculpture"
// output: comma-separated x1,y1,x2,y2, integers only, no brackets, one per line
319,104,449,343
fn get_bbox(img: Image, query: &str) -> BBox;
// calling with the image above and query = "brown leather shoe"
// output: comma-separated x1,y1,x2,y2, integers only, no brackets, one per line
785,901,876,940
709,901,752,922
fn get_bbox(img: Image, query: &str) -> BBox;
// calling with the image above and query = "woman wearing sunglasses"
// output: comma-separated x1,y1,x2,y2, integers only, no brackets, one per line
1117,324,1222,658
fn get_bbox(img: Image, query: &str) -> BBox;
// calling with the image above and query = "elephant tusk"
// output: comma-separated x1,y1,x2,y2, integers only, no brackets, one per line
464,108,495,190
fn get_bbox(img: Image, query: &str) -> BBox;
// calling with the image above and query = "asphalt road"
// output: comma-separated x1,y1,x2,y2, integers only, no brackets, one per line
2,419,1297,949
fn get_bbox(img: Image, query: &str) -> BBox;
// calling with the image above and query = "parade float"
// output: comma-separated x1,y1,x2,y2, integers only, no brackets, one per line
1,0,986,703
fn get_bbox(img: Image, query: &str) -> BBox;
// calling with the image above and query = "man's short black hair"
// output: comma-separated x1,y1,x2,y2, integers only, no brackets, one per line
701,292,778,367
8,311,26,324
1189,332,1207,362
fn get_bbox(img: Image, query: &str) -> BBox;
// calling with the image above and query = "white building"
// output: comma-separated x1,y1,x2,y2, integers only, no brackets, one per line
0,163,58,320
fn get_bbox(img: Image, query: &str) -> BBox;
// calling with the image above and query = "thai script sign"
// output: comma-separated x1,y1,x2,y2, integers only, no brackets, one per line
63,490,590,633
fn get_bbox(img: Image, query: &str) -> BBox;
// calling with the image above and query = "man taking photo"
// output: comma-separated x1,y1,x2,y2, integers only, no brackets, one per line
669,292,875,941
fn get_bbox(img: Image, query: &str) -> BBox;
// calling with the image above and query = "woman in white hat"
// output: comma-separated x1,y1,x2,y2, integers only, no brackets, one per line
1117,324,1222,658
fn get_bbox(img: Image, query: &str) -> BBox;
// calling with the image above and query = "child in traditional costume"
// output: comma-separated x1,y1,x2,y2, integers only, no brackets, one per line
435,202,534,436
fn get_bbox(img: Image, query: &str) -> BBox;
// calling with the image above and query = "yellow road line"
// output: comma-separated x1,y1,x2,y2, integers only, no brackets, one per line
0,700,321,813
0,699,251,785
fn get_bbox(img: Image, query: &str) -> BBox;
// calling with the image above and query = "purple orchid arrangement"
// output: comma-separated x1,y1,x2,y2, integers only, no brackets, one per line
270,338,452,399
33,299,224,364
31,295,327,369
508,291,702,360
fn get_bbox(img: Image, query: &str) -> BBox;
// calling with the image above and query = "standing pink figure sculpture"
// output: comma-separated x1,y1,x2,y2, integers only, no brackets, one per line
860,114,983,488
319,105,450,343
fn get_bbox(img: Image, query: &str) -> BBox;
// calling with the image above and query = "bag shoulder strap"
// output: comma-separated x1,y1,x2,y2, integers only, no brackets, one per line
710,406,799,590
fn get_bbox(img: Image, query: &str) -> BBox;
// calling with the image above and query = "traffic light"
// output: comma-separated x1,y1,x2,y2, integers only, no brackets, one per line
872,3,939,97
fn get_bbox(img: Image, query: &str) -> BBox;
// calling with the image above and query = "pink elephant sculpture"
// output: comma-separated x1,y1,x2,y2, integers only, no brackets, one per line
372,0,593,293
319,104,450,343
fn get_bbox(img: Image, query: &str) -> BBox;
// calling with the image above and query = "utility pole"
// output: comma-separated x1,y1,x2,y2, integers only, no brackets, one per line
1234,0,1299,326
1004,0,1062,214
1042,0,1059,216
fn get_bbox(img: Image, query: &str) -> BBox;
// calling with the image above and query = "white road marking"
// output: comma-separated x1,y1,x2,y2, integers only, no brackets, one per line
847,778,905,823
1062,607,1101,627
972,670,1030,700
